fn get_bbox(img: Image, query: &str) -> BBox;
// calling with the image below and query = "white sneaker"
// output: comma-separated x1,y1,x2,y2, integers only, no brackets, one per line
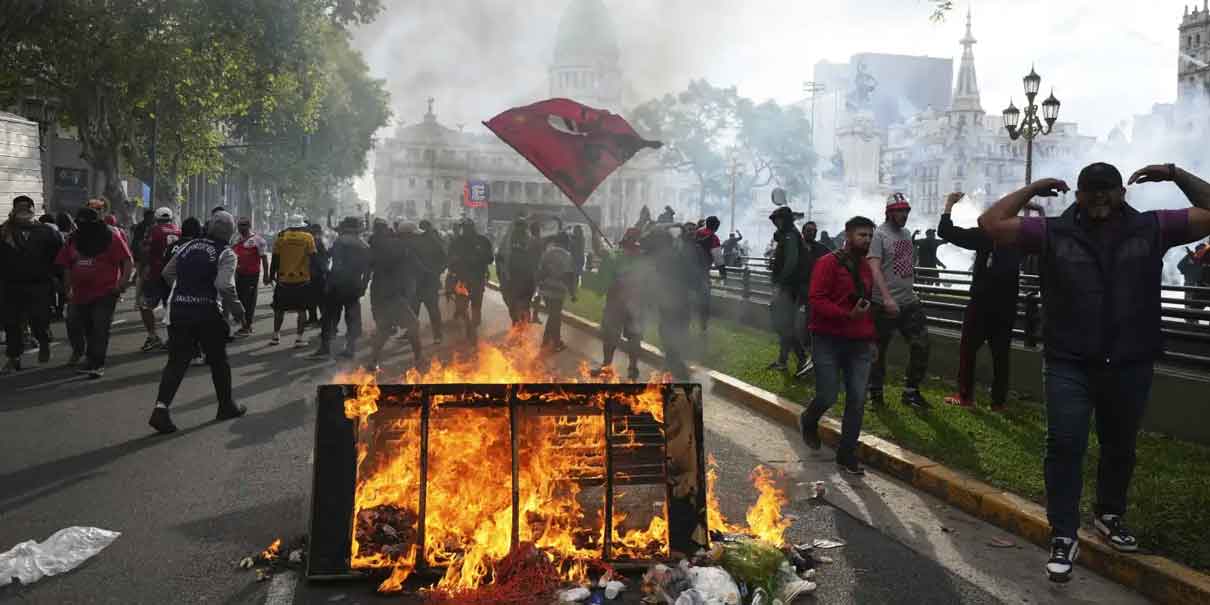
1046,537,1079,583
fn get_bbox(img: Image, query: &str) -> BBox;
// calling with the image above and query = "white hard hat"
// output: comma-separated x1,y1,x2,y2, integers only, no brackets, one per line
155,207,174,221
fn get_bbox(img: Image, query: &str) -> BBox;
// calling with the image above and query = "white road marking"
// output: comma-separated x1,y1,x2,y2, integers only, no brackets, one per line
264,569,297,605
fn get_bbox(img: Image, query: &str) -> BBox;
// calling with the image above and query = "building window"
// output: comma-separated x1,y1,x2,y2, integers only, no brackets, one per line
424,199,433,215
409,177,416,188
405,200,417,218
441,200,452,218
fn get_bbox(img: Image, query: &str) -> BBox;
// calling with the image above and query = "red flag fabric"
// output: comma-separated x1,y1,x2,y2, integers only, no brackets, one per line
483,98,662,207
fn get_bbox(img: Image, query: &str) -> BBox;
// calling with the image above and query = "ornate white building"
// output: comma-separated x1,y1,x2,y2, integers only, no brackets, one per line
372,0,696,238
832,11,1095,214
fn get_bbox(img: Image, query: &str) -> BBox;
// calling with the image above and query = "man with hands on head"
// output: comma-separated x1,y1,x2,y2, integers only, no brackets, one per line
979,162,1210,583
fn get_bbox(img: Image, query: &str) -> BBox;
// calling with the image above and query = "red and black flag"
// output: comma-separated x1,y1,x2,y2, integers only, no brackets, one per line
483,98,662,207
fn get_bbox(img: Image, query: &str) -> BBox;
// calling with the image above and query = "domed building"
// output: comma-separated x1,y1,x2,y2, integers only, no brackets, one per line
372,0,698,239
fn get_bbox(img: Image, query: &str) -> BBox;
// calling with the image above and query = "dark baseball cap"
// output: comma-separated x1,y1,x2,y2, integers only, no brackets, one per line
1077,162,1123,191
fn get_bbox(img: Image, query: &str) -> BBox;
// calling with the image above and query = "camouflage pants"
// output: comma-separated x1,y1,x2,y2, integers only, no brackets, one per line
869,302,930,392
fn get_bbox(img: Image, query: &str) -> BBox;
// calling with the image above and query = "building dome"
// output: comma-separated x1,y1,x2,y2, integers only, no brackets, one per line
552,0,619,66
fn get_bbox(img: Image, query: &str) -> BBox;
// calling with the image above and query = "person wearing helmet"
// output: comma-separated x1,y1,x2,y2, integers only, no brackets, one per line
446,218,493,345
269,214,318,347
137,207,181,352
867,192,931,410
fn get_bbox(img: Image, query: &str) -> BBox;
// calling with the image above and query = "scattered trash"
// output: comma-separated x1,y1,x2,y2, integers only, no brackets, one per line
687,564,741,603
988,537,1015,548
810,481,826,499
255,569,271,582
604,580,626,599
238,556,256,569
0,526,121,587
326,594,347,602
940,525,955,534
816,556,833,564
288,549,303,564
560,587,592,602
236,535,307,583
810,538,846,550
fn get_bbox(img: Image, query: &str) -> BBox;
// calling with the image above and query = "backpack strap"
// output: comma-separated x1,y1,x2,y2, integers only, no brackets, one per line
833,250,866,301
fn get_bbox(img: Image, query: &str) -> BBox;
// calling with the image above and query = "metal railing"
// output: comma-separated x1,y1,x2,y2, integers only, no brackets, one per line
711,256,1210,370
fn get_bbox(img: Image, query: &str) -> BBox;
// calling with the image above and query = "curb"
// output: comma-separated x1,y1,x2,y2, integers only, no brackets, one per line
499,284,1210,605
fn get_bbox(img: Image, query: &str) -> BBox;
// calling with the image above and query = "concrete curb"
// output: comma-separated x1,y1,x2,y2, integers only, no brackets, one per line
497,283,1210,605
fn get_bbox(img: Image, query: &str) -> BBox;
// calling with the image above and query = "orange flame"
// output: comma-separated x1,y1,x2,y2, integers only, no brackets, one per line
335,332,674,592
706,457,790,546
454,281,469,297
260,538,282,560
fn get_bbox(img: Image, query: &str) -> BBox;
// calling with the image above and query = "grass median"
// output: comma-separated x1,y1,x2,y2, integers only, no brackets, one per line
562,284,1210,573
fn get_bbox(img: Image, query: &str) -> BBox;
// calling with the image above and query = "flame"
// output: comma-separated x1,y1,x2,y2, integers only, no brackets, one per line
707,457,790,546
745,466,791,546
454,281,469,297
336,330,674,593
260,538,282,560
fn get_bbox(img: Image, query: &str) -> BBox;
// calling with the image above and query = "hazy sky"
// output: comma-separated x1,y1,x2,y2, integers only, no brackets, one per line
351,0,1198,200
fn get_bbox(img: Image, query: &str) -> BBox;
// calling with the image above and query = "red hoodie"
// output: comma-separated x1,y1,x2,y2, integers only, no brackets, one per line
808,251,876,341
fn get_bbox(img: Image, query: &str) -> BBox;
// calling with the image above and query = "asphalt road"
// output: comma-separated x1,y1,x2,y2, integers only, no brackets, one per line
0,288,1149,604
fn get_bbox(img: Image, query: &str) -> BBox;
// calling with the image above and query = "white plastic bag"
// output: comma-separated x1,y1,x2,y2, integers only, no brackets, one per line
0,527,121,587
686,565,741,605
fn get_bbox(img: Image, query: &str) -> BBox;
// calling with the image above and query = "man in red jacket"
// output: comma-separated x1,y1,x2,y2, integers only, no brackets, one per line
798,216,879,475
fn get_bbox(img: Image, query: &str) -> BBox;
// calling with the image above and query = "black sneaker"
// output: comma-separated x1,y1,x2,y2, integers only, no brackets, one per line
766,361,788,371
140,336,162,352
902,390,932,410
1046,537,1079,583
148,407,178,434
337,348,355,360
66,352,83,367
215,403,248,421
837,459,865,476
868,390,885,408
1094,515,1139,553
799,410,821,450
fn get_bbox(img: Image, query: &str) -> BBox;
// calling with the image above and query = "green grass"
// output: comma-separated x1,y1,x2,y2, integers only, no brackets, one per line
565,284,1210,573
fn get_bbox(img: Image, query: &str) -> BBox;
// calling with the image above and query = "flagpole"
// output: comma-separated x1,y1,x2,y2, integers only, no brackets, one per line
574,202,614,249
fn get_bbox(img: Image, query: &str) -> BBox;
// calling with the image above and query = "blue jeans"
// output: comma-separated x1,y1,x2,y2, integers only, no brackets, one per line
1043,358,1153,539
804,333,875,462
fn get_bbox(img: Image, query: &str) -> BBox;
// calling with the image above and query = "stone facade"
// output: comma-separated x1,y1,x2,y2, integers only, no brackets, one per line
1180,2,1210,103
372,0,696,238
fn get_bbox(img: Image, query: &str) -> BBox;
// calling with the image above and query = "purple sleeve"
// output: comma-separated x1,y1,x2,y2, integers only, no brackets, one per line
1015,217,1046,254
1155,209,1195,249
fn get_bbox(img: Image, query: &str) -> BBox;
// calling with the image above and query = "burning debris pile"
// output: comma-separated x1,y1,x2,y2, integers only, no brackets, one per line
300,335,822,604
237,536,305,583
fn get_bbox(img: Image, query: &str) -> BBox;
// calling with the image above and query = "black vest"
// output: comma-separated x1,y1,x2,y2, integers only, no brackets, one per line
1041,204,1165,364
169,238,225,324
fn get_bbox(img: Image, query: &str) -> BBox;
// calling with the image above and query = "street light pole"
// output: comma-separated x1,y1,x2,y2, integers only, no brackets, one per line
802,81,826,221
1001,66,1061,189
728,149,738,233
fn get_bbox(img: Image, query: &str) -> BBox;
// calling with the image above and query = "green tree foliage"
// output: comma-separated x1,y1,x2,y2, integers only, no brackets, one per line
0,0,387,222
632,79,815,216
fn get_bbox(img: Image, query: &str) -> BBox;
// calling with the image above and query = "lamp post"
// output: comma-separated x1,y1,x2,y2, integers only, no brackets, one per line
802,81,826,221
1001,66,1061,186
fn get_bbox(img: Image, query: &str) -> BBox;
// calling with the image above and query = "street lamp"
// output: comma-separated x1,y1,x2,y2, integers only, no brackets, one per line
802,81,826,221
1002,65,1060,185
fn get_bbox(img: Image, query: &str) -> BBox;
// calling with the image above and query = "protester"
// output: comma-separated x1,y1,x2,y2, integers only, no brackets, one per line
446,218,494,345
692,216,724,332
979,162,1210,583
1178,242,1210,323
643,224,691,379
799,220,833,371
937,192,1026,410
270,215,318,347
56,207,133,376
867,192,931,409
797,216,878,475
817,230,836,251
592,229,643,380
503,218,537,326
0,196,62,373
310,217,371,359
912,228,947,284
657,206,676,223
411,219,446,344
147,211,247,434
570,224,587,288
138,207,181,352
40,214,66,321
131,209,155,269
305,223,329,329
526,221,546,324
766,206,810,376
367,221,423,370
232,218,270,337
537,231,575,353
722,230,744,268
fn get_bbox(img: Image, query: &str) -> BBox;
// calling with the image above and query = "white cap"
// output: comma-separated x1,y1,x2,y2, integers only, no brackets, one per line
289,214,307,228
155,206,174,221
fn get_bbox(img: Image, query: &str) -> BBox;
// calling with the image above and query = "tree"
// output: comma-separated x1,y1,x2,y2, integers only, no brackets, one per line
632,80,815,216
928,1,954,22
0,0,387,223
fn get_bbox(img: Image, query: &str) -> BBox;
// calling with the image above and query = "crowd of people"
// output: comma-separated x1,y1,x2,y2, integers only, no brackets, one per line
4,159,1210,584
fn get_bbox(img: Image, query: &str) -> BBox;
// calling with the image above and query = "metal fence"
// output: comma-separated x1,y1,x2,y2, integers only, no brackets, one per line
710,256,1210,370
